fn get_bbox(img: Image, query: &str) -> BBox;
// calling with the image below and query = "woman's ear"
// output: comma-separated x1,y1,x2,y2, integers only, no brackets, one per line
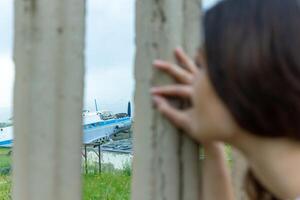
195,48,208,69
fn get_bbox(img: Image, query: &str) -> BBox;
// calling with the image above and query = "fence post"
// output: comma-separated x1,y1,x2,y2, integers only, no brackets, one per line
132,0,202,199
12,0,85,199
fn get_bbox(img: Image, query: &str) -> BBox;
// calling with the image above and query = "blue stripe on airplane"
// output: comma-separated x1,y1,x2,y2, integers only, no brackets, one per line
0,139,13,147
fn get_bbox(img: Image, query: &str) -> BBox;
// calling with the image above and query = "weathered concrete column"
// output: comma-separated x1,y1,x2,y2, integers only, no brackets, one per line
132,1,202,200
13,0,85,200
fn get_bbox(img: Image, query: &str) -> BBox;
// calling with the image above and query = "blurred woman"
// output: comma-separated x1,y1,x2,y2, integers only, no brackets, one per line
151,0,300,199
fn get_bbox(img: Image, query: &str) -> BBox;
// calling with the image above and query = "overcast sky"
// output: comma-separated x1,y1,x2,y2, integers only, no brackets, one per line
0,0,220,116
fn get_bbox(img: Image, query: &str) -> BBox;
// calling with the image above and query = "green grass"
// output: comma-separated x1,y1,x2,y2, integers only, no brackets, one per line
0,148,11,169
0,148,12,200
0,176,11,200
0,148,131,200
83,173,131,200
0,172,131,200
0,146,232,200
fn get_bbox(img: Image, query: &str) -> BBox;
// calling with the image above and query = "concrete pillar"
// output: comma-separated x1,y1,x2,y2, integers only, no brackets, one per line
13,0,85,200
132,0,202,200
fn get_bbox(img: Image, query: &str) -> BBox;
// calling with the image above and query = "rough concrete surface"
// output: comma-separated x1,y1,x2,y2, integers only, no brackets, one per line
132,1,202,200
13,0,85,199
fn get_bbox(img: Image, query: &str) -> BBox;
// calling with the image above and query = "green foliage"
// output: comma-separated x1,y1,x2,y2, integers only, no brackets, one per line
225,144,233,166
0,149,11,174
121,161,132,177
83,173,131,200
0,173,131,200
101,163,116,173
83,161,116,174
0,172,131,200
0,176,11,200
82,162,132,199
0,148,12,200
0,148,132,200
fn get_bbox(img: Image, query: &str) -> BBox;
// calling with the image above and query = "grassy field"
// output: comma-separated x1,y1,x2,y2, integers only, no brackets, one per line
0,149,11,169
83,173,130,200
0,176,11,200
0,148,12,200
0,145,232,200
0,173,131,200
0,148,131,200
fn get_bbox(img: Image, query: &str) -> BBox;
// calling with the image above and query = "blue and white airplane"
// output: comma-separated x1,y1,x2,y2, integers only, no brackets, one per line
0,101,132,148
0,125,13,147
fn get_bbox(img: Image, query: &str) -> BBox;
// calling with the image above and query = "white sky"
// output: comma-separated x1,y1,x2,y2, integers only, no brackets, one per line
0,56,14,107
0,0,13,108
0,0,220,114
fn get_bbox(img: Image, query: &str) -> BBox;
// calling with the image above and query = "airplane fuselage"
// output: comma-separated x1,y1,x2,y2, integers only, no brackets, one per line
0,113,132,148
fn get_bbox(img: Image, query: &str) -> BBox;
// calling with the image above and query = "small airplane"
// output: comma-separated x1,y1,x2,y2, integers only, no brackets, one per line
0,125,13,147
0,101,133,148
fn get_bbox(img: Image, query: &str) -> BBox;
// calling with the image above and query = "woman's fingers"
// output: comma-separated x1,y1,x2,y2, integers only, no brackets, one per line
153,95,189,130
151,85,192,98
153,60,193,84
175,48,199,74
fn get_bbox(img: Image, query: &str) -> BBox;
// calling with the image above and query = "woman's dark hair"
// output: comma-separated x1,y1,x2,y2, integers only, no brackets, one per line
203,0,300,199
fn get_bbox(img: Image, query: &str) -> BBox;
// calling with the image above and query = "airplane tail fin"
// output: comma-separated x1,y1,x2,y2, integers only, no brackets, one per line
127,101,131,117
94,99,99,112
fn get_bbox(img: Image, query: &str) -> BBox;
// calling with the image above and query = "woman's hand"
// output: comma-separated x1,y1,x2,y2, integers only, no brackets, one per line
151,48,237,199
151,48,201,140
151,48,238,143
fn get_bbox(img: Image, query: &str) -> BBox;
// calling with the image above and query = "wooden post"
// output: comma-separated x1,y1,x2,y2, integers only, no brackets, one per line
132,0,202,200
13,0,85,199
